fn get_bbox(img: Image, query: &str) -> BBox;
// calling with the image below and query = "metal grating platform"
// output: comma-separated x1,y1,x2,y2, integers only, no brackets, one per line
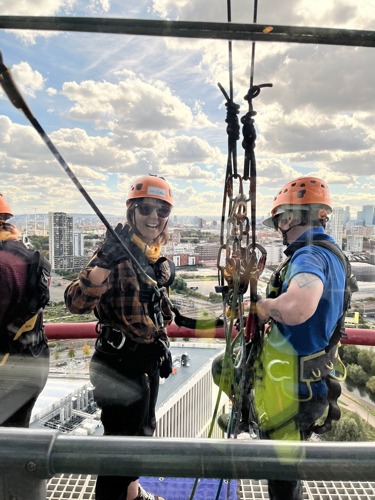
47,475,375,500
47,474,95,500
239,479,375,500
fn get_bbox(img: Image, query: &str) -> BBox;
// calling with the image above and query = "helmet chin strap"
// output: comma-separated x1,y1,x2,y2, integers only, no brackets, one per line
278,220,306,246
279,226,293,246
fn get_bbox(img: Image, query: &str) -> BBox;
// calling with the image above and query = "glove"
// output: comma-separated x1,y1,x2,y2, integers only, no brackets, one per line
155,337,173,379
96,223,129,269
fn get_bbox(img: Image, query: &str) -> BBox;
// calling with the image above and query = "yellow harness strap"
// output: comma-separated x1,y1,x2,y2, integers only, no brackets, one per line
0,314,39,366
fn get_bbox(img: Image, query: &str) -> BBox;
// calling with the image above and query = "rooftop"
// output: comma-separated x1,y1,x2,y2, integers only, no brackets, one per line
27,343,375,500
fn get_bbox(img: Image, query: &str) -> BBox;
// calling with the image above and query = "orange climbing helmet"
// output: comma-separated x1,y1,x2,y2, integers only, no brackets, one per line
0,193,13,220
263,177,332,228
126,174,173,206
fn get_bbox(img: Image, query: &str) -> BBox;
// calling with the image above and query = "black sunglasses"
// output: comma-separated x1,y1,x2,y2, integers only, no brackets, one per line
135,203,172,218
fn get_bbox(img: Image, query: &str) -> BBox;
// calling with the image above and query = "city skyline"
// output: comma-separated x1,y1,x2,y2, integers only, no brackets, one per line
0,1,374,218
11,202,375,226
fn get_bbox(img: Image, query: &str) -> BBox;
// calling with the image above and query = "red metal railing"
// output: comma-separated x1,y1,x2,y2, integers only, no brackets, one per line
45,322,375,346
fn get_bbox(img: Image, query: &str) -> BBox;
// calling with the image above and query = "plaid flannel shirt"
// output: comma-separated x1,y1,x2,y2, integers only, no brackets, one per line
64,249,174,344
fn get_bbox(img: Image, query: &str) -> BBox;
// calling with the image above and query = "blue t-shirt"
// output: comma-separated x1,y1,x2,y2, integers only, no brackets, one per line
277,227,346,356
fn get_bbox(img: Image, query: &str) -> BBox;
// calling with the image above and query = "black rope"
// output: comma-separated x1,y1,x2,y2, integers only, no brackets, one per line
226,0,234,99
249,0,258,87
217,83,240,249
241,83,272,245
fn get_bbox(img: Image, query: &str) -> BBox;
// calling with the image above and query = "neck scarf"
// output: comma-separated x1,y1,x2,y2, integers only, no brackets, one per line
0,222,20,241
130,232,161,264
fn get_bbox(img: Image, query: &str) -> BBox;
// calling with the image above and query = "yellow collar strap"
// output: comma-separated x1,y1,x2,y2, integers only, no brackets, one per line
130,232,161,264
0,224,20,241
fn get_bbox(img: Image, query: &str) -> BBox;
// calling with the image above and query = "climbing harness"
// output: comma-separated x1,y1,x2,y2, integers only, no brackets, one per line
0,240,51,363
94,244,176,378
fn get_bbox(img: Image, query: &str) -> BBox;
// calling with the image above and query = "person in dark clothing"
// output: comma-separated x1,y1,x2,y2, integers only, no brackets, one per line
0,193,50,428
65,174,175,500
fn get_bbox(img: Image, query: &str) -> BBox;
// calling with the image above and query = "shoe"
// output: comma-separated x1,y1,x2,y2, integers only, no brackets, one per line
217,413,230,432
217,413,250,435
134,484,165,500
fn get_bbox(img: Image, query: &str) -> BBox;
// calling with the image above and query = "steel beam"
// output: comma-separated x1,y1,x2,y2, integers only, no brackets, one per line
0,16,374,47
1,429,375,483
0,429,56,500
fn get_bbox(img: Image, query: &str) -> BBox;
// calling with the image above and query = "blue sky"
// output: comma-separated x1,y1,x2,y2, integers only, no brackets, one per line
0,0,374,220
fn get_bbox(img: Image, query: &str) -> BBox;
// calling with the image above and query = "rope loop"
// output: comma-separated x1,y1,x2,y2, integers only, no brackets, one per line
225,98,241,145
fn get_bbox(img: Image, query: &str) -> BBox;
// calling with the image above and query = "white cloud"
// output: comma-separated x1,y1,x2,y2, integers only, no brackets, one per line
10,62,45,97
0,0,374,217
61,76,196,131
0,0,70,15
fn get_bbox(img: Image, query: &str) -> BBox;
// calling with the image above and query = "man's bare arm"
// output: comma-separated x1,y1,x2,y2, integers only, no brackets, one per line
257,273,324,325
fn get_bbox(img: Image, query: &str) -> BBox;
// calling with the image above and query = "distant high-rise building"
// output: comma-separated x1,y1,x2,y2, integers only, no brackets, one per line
357,205,375,226
73,232,85,257
48,212,74,271
328,207,344,249
343,206,351,227
193,217,204,228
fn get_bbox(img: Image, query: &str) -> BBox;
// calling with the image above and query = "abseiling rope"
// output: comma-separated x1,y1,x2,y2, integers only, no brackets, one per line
188,2,271,499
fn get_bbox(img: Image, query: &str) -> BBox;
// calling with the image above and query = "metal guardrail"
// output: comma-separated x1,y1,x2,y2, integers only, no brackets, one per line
0,16,374,47
1,428,375,500
45,321,375,346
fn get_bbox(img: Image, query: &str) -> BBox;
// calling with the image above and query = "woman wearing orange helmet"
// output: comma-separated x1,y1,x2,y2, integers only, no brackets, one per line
254,177,348,500
65,174,174,500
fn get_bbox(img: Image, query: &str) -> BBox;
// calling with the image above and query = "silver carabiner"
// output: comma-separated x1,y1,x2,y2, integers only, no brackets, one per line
107,331,126,350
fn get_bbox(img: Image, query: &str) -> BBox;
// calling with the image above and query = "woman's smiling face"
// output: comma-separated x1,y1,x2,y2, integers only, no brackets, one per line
133,198,171,244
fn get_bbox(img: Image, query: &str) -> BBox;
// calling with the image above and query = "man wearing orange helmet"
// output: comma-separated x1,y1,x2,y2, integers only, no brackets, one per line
0,193,50,428
65,174,175,500
254,177,349,500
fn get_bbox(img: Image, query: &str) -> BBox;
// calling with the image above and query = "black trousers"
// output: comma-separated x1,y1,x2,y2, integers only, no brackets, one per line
265,393,328,500
0,342,50,427
90,343,160,500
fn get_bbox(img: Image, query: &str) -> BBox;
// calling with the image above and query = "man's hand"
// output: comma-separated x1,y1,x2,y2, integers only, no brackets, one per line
96,223,129,269
256,298,271,324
